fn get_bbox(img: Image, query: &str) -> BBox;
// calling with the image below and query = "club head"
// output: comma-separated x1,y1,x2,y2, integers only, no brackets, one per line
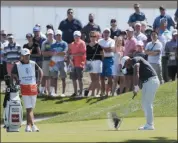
107,112,123,130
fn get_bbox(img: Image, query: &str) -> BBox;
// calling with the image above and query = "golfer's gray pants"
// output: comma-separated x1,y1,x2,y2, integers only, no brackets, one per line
141,76,160,126
150,63,164,84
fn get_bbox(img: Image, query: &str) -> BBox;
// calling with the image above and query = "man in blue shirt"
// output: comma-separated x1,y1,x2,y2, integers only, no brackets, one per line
49,30,68,97
128,3,147,27
153,6,175,31
58,8,83,44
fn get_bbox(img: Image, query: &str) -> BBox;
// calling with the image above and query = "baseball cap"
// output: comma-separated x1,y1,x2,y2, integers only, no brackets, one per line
121,56,130,69
103,28,111,33
21,48,30,56
55,30,62,35
47,29,54,35
73,31,81,37
7,34,14,39
172,29,178,35
33,26,40,32
136,41,144,46
135,22,141,27
126,27,134,32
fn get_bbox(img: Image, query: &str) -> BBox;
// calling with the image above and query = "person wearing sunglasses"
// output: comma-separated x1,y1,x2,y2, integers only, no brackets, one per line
23,33,41,62
58,8,83,44
128,3,147,27
84,31,103,97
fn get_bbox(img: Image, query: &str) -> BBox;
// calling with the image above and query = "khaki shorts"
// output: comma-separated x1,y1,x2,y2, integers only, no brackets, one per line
42,60,56,77
22,95,37,109
50,61,67,79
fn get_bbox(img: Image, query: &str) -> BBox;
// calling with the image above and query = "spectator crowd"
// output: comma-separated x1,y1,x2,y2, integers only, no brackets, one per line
0,4,178,98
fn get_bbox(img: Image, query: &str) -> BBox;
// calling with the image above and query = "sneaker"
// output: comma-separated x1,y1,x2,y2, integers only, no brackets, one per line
32,125,39,132
71,93,77,97
138,124,155,130
61,94,66,97
95,94,100,98
84,90,89,97
25,125,32,132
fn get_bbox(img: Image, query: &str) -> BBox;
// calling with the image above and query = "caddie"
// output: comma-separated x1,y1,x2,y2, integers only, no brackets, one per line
11,48,43,132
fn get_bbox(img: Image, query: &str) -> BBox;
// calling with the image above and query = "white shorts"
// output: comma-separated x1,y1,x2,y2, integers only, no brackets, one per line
87,60,102,73
22,96,37,109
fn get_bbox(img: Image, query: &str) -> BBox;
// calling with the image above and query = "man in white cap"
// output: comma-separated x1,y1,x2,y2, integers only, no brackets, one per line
69,31,86,97
98,28,115,96
49,30,68,97
41,29,56,96
121,56,160,130
11,48,43,132
165,29,178,81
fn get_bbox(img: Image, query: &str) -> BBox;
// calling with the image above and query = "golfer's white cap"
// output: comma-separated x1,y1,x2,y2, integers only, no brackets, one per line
55,30,62,35
121,56,130,69
136,41,144,46
21,48,30,56
73,31,81,37
47,29,54,35
103,28,111,33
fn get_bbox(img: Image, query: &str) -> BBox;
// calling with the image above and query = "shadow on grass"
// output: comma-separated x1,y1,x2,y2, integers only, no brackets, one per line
87,96,110,105
37,96,63,101
55,96,85,104
124,137,177,143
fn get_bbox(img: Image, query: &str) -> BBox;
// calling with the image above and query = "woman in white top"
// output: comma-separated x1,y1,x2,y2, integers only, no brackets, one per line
112,36,125,96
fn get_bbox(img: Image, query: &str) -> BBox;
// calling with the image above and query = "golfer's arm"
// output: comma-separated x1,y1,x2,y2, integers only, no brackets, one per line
133,64,140,86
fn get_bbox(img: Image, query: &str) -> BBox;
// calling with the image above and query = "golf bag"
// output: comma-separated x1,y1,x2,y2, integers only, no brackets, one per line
3,75,23,132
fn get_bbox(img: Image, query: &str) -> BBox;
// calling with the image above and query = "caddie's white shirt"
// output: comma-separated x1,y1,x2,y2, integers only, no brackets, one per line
98,38,115,57
145,40,162,64
134,32,147,42
16,60,36,85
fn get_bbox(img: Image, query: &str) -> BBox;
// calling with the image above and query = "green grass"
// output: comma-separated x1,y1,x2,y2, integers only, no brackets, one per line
1,81,177,124
1,117,177,142
1,81,177,142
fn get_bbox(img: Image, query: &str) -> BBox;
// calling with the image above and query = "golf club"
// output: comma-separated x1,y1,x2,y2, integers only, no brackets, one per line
107,93,137,130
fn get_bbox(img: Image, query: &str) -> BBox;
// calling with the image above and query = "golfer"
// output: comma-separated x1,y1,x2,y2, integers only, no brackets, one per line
11,48,43,132
121,56,160,130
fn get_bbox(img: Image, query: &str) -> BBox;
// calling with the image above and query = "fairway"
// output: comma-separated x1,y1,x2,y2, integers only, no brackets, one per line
1,117,177,142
